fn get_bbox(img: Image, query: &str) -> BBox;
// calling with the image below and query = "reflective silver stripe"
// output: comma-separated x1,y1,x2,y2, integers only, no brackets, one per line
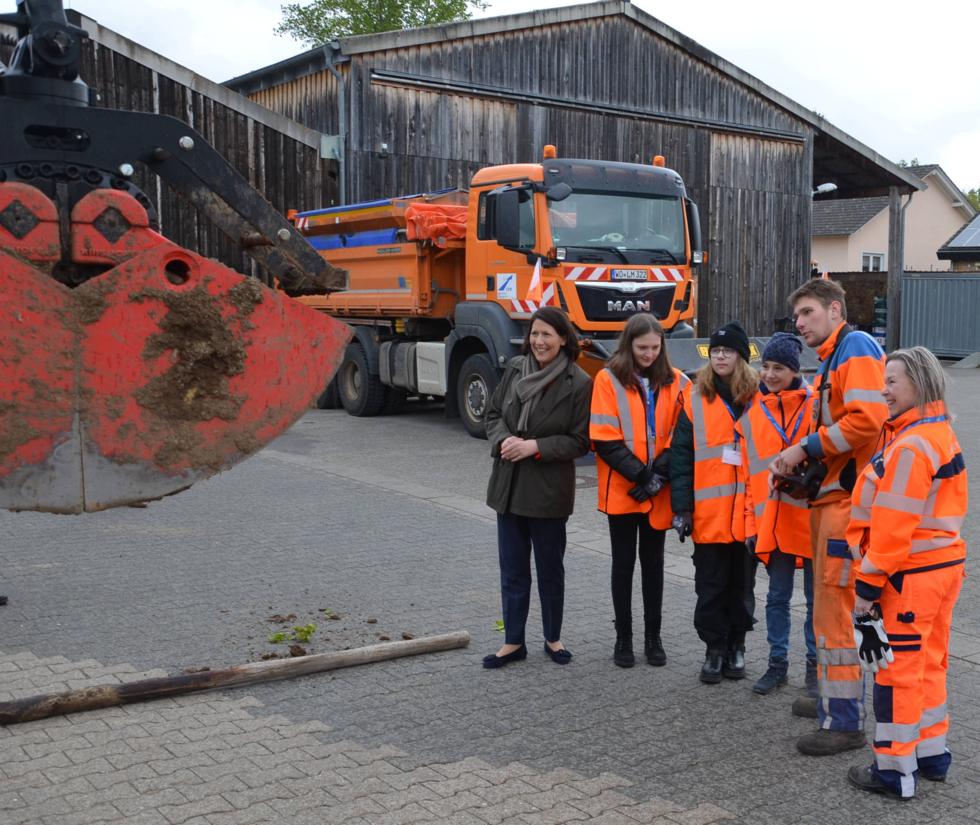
874,721,920,744
920,703,948,729
740,412,762,475
826,421,851,452
693,483,743,502
590,413,621,428
890,449,917,496
813,480,843,501
818,677,865,699
924,479,941,516
819,382,834,427
874,752,919,774
695,444,735,462
754,502,767,518
874,491,925,515
816,648,861,667
466,293,487,300
774,491,810,510
839,556,852,587
690,387,708,450
843,387,887,405
605,369,638,456
900,434,941,474
851,505,872,522
915,733,948,758
677,373,692,388
910,534,960,554
919,515,964,531
848,545,862,561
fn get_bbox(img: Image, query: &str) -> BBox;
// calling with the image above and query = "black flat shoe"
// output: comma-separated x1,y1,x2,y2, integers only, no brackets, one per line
483,644,527,669
544,642,572,664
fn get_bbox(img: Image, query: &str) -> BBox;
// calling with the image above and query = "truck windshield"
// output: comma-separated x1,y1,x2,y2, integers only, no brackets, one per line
547,191,685,258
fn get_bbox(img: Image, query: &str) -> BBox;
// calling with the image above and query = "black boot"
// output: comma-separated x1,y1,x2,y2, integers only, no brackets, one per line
700,649,724,683
805,656,819,698
752,657,788,694
723,643,746,679
613,620,635,668
644,622,666,667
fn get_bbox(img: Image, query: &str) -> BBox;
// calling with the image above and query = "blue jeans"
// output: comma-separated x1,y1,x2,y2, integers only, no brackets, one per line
765,549,815,663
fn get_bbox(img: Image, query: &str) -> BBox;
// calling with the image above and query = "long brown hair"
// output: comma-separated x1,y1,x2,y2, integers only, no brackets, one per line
695,357,759,406
607,314,673,392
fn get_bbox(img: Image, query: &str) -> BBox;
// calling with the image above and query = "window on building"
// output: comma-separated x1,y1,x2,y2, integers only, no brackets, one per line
862,253,884,272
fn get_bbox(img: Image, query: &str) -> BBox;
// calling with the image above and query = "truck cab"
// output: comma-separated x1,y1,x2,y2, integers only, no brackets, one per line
292,149,703,438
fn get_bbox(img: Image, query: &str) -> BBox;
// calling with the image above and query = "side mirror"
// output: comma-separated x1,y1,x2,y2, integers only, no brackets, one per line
486,185,533,251
546,182,572,202
685,199,705,264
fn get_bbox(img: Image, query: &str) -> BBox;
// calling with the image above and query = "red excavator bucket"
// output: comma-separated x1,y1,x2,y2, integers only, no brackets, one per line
0,184,351,513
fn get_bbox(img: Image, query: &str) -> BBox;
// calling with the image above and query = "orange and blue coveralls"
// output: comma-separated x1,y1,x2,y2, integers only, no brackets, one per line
847,402,967,797
805,322,887,732
591,367,689,528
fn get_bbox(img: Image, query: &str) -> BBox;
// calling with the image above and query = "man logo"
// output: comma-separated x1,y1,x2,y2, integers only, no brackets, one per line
607,300,652,313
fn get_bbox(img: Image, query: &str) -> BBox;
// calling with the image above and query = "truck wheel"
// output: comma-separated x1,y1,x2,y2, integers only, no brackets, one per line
381,387,408,416
457,353,499,439
316,375,341,409
339,344,385,417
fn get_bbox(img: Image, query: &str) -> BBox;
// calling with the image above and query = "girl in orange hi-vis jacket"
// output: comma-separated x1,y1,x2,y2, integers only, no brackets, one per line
669,321,760,684
737,333,817,697
844,348,967,801
591,314,689,669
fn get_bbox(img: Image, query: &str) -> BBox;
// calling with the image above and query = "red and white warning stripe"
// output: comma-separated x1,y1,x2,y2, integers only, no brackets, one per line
510,299,537,315
650,268,685,282
510,283,559,315
564,266,608,281
295,216,310,231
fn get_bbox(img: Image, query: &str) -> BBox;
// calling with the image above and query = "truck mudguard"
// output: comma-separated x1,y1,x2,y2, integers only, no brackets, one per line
447,301,526,368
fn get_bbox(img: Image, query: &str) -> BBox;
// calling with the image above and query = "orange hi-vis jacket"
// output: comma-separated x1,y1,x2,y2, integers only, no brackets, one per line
738,381,816,565
805,322,887,503
847,402,967,602
684,385,750,545
591,367,689,526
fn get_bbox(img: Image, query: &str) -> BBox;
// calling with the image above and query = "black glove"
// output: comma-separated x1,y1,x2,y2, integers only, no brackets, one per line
628,474,666,502
671,512,693,543
745,535,757,554
651,449,672,477
852,602,894,673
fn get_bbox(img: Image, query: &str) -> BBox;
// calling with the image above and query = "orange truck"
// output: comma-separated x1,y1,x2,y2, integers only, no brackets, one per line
292,147,703,437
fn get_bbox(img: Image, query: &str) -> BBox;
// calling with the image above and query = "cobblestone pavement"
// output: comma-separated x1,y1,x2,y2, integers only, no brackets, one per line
3,369,980,824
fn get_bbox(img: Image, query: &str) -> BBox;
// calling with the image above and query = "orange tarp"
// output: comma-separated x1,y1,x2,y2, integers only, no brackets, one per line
404,204,468,248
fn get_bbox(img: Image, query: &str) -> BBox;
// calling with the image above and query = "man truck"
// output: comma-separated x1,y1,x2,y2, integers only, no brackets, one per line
292,147,703,437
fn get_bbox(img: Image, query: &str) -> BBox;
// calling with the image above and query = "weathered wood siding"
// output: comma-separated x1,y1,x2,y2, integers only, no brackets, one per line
245,13,814,332
60,39,340,285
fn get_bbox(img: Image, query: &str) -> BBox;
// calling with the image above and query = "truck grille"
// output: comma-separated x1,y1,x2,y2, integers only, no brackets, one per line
574,284,676,322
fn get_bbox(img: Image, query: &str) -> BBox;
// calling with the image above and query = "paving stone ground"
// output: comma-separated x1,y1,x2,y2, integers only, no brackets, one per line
3,369,980,824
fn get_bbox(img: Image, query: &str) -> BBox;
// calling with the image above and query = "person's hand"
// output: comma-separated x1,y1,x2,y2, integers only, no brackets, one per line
853,596,874,616
671,512,693,543
770,443,808,479
745,535,757,554
500,437,539,461
628,475,665,502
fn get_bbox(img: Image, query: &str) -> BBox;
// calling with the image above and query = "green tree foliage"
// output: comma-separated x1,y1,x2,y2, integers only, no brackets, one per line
276,0,490,46
963,187,980,211
896,158,920,168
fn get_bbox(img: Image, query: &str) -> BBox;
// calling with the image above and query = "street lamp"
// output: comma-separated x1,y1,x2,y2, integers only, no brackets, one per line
812,183,838,197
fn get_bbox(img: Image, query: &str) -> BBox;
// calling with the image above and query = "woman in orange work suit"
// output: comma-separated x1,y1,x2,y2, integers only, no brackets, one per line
591,314,689,668
845,347,967,800
668,321,760,683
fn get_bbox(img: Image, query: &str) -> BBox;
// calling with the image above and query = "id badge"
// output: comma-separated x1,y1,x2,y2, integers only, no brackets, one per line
722,448,741,466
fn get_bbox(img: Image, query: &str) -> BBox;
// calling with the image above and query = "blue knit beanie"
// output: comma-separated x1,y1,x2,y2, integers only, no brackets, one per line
761,332,803,373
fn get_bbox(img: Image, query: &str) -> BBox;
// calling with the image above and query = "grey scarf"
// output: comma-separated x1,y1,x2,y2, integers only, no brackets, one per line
515,352,569,434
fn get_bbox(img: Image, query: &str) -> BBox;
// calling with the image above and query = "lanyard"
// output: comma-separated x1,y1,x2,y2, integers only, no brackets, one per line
720,397,740,444
636,375,659,437
760,386,811,446
869,415,946,478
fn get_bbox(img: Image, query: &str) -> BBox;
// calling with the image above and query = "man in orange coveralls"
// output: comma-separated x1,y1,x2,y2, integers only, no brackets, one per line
770,279,887,756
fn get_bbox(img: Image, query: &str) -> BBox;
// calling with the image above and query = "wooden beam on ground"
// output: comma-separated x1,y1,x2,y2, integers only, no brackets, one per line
0,631,470,726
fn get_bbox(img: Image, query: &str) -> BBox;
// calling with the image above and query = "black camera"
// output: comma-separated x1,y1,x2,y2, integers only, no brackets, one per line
775,457,828,501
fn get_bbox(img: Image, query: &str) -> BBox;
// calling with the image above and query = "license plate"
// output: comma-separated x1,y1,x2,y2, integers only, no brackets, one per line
611,269,647,281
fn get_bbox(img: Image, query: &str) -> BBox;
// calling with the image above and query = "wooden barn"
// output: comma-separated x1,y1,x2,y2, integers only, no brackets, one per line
224,0,924,335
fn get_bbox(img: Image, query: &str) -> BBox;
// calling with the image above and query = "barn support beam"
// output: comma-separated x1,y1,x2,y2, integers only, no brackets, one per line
886,186,903,353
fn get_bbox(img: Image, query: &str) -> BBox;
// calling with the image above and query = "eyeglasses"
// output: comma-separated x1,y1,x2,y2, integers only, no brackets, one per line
709,347,736,358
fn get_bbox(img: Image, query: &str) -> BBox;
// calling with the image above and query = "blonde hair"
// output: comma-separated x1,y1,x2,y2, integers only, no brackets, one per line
695,357,759,407
886,346,953,421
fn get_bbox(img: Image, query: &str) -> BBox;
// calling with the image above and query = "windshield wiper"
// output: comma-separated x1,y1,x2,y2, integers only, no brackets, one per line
634,248,683,264
574,245,635,264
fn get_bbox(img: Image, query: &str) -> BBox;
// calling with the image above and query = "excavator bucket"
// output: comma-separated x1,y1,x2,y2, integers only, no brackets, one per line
0,185,351,513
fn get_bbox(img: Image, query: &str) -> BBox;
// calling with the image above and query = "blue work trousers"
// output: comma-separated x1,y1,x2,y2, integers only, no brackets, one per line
497,512,567,646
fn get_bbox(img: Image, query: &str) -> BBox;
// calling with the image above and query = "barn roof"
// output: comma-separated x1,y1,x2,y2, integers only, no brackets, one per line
812,198,889,237
225,0,924,199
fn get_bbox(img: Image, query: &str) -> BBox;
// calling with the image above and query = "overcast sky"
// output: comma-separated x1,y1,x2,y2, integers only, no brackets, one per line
49,0,980,192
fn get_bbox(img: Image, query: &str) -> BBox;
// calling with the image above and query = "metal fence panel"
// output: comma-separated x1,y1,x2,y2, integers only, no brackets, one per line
901,272,980,358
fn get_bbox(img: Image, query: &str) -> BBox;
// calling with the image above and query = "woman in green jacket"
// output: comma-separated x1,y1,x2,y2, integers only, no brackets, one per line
483,307,593,668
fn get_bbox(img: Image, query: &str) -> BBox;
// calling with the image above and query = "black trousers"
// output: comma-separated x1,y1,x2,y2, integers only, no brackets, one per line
607,512,666,633
497,512,567,646
692,541,756,652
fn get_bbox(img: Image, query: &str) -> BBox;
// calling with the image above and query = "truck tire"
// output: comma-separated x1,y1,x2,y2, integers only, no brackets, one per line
339,343,385,417
316,375,341,409
381,387,408,416
457,353,500,439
